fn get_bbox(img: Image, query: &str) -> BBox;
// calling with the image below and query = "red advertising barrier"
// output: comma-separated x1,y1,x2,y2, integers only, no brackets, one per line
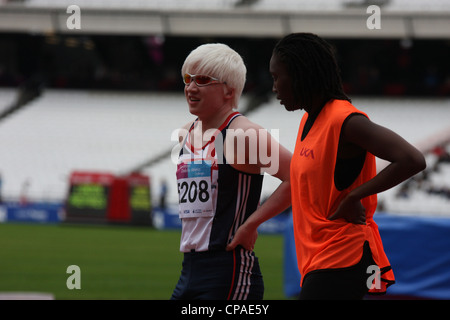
65,171,152,226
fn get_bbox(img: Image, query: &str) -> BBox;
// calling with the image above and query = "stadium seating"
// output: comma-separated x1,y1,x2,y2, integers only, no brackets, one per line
0,89,186,202
0,88,17,114
2,1,449,39
16,0,450,12
0,88,449,216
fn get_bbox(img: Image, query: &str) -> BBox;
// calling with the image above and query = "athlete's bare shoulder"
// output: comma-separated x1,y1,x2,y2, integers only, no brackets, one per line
227,114,264,132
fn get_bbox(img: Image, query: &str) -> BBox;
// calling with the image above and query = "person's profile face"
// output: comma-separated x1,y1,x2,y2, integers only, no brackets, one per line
269,53,297,112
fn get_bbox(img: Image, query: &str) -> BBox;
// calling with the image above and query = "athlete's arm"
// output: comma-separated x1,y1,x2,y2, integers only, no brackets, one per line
329,115,426,223
226,117,292,251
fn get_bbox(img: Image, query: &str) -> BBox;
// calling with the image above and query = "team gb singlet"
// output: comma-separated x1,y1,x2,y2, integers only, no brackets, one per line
176,112,264,252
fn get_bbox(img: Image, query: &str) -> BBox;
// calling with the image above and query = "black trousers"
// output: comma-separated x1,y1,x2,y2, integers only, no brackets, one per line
299,241,376,300
171,246,264,300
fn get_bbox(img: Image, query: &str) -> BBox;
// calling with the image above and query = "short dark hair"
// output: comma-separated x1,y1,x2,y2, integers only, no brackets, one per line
273,33,350,109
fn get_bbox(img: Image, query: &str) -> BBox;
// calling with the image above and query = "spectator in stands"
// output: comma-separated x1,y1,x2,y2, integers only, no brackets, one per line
270,33,426,299
171,43,292,300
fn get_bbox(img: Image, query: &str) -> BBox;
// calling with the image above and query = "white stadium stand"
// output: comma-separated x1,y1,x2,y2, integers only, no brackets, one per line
0,0,448,217
15,0,450,12
0,0,449,38
0,88,449,216
0,88,17,114
0,89,186,202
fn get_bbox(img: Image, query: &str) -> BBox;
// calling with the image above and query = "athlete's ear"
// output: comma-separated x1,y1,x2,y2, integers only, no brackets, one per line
224,86,234,100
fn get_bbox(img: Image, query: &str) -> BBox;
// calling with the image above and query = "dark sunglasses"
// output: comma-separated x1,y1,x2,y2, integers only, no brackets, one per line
183,73,226,87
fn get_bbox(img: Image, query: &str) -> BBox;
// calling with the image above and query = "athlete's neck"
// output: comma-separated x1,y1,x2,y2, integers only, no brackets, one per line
189,109,236,149
196,108,236,133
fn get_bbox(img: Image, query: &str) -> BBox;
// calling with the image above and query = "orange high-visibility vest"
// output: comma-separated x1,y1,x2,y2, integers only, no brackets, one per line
290,99,395,293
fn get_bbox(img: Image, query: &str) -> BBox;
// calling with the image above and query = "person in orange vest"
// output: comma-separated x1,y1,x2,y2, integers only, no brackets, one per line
269,33,426,299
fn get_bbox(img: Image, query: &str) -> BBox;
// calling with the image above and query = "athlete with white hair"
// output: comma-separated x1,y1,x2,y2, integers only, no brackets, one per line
170,43,292,300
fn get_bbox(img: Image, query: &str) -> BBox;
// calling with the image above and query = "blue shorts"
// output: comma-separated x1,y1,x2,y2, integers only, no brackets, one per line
171,246,264,300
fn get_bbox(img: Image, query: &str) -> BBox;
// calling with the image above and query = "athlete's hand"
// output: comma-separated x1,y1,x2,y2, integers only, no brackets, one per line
328,195,366,225
226,224,258,252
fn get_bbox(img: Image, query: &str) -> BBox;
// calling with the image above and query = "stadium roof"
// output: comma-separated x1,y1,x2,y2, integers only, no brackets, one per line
0,0,449,38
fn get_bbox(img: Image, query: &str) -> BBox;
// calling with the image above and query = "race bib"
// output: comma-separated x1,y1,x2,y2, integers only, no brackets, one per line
176,160,214,219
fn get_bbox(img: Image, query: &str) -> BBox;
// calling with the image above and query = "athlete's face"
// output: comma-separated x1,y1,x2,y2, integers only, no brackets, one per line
184,72,229,117
269,53,298,111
